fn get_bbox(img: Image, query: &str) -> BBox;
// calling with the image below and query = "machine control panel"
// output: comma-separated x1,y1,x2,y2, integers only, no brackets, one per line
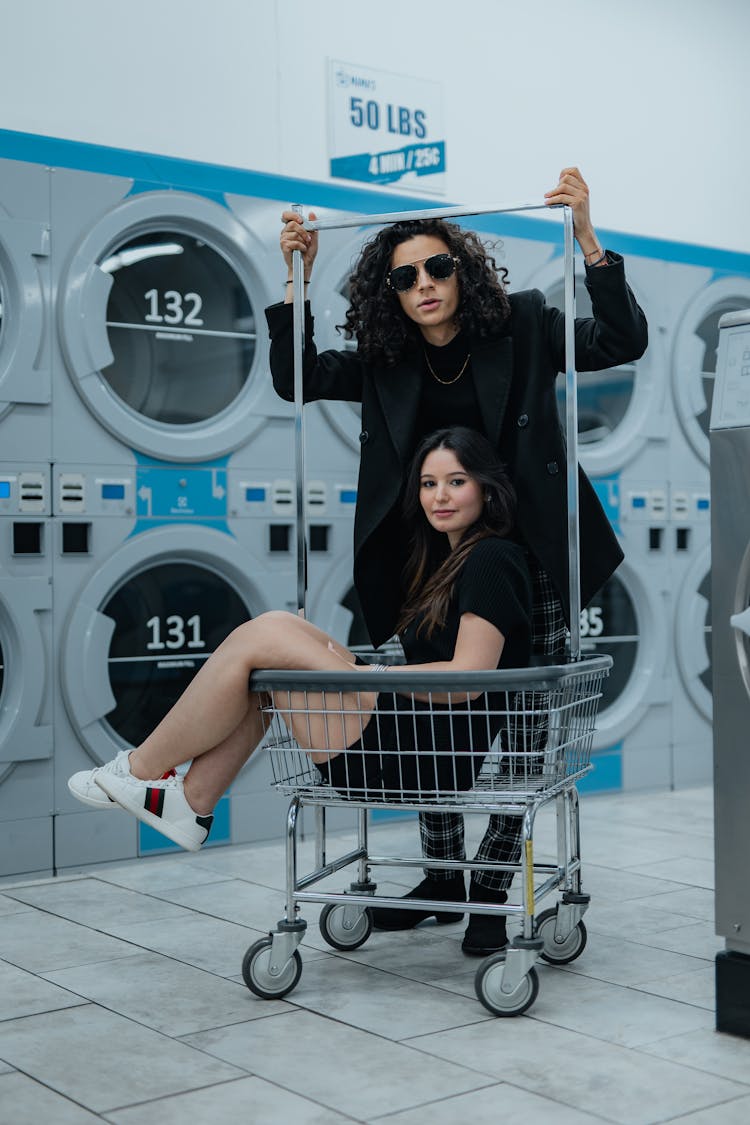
711,310,750,430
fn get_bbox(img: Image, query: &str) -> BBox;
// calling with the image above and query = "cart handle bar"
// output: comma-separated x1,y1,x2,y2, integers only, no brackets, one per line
291,202,582,658
303,200,562,232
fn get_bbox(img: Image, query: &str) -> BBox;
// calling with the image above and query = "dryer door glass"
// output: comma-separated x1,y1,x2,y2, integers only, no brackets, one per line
694,299,748,440
548,280,636,445
580,575,638,711
0,275,4,347
699,570,713,695
102,562,250,746
0,635,4,703
101,232,255,423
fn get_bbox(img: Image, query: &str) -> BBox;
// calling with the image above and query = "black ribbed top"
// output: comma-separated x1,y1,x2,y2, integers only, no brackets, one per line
401,538,532,668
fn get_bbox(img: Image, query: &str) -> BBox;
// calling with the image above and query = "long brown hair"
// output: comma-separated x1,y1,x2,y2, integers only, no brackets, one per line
396,427,517,639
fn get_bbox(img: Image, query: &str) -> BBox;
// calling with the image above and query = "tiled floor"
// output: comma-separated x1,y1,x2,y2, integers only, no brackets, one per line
1,784,749,1123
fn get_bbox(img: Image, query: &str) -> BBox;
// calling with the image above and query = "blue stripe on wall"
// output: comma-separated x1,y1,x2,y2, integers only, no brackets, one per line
2,128,750,272
578,746,623,794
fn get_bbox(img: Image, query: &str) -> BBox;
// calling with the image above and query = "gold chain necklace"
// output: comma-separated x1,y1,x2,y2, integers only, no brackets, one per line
423,348,471,386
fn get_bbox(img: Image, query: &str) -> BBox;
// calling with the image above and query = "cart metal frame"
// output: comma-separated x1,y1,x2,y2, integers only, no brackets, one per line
241,202,605,1017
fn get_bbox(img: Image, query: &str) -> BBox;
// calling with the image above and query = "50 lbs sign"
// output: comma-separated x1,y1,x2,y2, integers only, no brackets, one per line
349,97,427,138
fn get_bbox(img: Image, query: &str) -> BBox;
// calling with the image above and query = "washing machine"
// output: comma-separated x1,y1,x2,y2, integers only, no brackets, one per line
49,166,288,470
51,460,296,867
0,158,51,462
299,470,360,641
670,265,750,479
0,464,53,877
575,476,673,793
526,251,669,481
711,307,750,1033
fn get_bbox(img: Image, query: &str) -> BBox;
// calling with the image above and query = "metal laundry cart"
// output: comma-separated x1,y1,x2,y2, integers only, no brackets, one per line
241,201,612,1016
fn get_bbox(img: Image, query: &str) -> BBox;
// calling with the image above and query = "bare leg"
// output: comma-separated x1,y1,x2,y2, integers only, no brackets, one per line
126,611,366,813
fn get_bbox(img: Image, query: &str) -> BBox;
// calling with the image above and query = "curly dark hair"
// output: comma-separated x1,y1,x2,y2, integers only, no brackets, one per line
340,219,511,367
395,426,517,640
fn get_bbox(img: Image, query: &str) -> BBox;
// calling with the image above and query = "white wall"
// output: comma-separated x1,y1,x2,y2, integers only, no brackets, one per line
1,0,747,252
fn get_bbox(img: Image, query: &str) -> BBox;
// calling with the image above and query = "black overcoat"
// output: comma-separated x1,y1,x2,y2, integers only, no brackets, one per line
266,252,648,647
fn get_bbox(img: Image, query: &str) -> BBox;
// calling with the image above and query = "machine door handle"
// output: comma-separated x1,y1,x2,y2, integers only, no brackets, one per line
730,606,750,637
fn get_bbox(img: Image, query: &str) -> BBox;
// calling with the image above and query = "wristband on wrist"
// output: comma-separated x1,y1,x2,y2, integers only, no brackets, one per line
584,249,607,267
285,278,310,286
369,663,389,673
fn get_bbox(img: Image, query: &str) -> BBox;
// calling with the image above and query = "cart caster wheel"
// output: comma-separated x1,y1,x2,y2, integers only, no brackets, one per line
319,902,373,950
242,936,302,999
475,955,539,1017
536,908,588,965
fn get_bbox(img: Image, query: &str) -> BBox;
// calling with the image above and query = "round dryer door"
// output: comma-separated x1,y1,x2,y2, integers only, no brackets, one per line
59,191,272,461
675,548,712,722
580,573,638,713
578,561,668,751
61,525,266,763
546,276,645,474
312,227,371,452
672,279,750,466
101,231,254,426
526,253,661,476
0,575,52,784
0,632,7,785
0,216,48,421
102,561,250,748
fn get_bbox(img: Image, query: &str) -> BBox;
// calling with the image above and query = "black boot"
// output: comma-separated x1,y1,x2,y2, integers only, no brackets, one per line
461,879,508,956
370,873,466,930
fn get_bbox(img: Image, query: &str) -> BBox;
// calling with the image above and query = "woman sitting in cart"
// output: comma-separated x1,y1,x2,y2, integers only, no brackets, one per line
266,168,648,954
68,426,532,951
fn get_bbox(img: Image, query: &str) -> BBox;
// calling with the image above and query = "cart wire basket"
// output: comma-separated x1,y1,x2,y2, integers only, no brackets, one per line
242,654,610,1017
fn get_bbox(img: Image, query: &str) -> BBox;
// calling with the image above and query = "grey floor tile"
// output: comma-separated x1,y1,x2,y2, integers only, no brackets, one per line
575,823,695,870
0,909,138,973
557,933,711,988
82,854,233,896
626,886,716,923
573,862,685,903
338,926,470,984
0,894,33,917
633,967,716,1010
407,1018,748,1125
637,922,723,961
44,950,288,1037
184,1008,492,1119
584,900,709,943
102,910,268,978
0,1070,103,1123
152,877,292,928
367,1081,608,1124
155,877,338,956
637,1026,750,1085
626,857,715,890
0,1006,246,1114
0,959,86,1022
285,955,491,1038
105,1075,357,1124
5,878,191,931
526,967,714,1047
664,1096,750,1123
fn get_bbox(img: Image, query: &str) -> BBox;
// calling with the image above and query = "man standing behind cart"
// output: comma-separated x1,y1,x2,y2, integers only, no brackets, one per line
267,168,648,956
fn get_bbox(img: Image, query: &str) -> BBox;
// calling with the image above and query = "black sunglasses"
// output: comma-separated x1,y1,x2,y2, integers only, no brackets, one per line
386,253,459,293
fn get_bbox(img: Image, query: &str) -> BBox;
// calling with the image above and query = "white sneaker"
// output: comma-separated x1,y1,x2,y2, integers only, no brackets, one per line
94,755,213,852
67,750,132,809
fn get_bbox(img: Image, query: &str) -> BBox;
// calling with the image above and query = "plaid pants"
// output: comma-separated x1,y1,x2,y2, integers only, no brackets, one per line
420,559,567,890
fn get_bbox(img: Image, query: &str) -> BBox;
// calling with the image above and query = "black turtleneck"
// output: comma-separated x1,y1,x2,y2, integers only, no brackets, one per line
416,331,485,442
